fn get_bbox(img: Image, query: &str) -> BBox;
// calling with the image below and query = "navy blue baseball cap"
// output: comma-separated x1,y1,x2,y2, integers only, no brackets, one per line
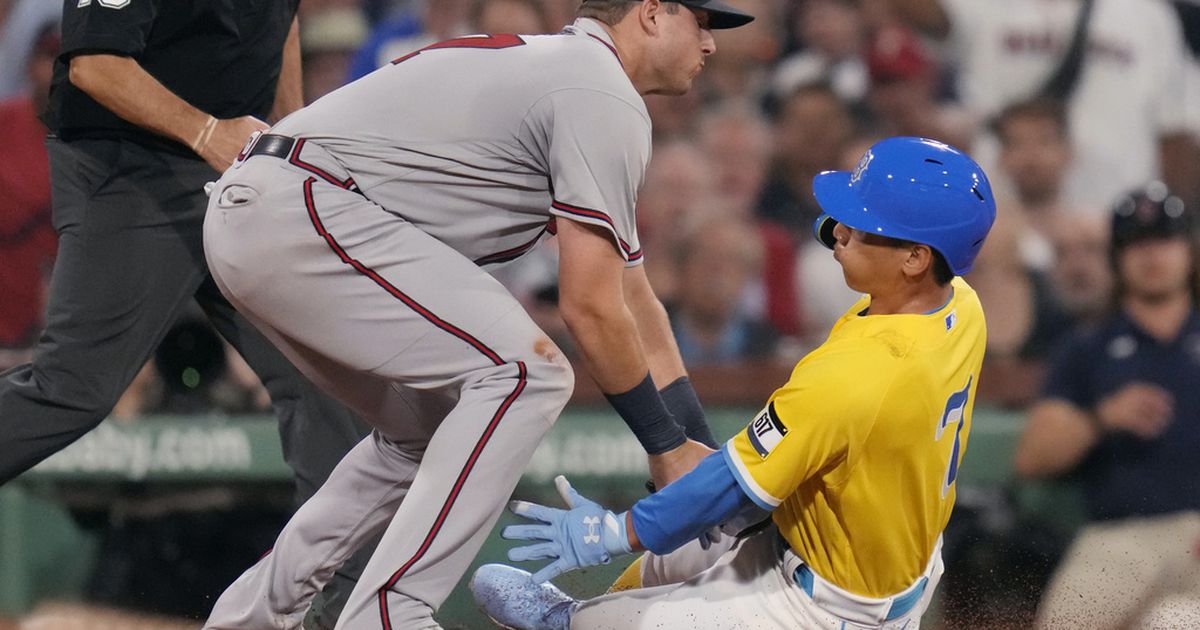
672,0,755,29
585,0,755,29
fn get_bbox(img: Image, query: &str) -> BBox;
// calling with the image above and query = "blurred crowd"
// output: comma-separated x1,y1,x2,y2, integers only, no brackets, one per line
4,0,1200,626
3,0,1200,410
5,0,1200,412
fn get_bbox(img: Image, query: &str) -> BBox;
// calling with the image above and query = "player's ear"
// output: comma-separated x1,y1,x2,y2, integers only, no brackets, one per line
902,244,935,281
638,0,664,35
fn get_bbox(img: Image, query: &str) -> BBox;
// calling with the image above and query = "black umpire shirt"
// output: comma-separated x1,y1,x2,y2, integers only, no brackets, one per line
46,0,299,153
1041,310,1200,521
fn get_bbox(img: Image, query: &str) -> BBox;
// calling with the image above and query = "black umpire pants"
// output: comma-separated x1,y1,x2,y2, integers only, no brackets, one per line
0,137,373,628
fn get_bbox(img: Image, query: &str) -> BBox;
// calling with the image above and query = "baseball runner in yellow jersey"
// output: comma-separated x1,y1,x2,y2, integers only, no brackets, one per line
470,136,996,629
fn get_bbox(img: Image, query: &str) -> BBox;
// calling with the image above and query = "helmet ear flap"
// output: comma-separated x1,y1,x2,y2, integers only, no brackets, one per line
814,214,839,250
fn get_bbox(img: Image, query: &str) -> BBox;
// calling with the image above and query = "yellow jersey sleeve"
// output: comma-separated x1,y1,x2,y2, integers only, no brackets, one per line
722,341,899,509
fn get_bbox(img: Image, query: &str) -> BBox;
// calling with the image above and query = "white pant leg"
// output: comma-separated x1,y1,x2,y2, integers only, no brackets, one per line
571,531,825,630
575,529,939,630
639,535,739,588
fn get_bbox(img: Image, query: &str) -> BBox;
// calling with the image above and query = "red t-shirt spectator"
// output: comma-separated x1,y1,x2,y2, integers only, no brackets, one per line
0,95,56,347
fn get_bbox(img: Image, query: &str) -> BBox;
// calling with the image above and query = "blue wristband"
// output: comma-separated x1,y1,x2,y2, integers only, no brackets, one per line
606,374,688,455
660,376,717,448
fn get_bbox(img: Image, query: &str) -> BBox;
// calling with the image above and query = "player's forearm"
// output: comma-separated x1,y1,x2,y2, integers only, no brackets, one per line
622,265,716,447
561,300,653,393
270,17,304,122
1012,400,1100,479
627,451,754,555
68,54,212,148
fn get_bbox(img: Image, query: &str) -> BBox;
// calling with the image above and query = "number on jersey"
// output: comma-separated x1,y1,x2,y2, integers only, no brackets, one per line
391,34,527,65
936,375,973,498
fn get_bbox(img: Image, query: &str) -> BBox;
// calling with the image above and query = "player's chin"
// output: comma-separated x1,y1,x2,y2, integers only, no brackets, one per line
660,79,694,96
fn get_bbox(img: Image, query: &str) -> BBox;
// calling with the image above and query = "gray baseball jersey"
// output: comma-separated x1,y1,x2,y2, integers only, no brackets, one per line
201,19,653,630
274,18,649,267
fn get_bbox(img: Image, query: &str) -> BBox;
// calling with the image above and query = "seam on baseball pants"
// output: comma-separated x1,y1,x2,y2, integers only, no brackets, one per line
303,177,507,368
375,360,528,629
301,177,534,628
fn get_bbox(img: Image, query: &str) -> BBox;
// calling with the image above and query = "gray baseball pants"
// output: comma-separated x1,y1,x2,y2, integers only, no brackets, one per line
0,137,373,627
201,143,573,629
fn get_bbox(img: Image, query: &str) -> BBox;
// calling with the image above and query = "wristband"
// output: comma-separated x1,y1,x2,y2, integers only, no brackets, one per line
660,376,717,448
605,373,687,455
191,115,218,153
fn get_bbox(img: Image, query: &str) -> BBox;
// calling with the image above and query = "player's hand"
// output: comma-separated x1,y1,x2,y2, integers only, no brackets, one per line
197,115,270,173
648,438,715,488
1095,382,1173,439
698,526,723,550
503,475,632,584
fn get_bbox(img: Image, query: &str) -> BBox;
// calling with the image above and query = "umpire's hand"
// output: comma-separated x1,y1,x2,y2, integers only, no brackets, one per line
503,476,633,584
197,115,270,172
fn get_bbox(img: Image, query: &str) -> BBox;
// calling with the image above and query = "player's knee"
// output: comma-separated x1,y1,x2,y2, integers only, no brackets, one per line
522,341,574,420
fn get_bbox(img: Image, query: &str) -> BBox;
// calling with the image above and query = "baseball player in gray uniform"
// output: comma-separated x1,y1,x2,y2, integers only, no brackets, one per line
199,1,754,628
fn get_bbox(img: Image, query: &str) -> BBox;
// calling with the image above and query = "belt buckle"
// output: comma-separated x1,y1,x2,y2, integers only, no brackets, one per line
236,130,264,163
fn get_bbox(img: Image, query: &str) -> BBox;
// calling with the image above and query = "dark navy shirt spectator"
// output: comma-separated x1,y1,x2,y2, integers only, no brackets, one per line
1040,310,1200,520
1014,182,1200,629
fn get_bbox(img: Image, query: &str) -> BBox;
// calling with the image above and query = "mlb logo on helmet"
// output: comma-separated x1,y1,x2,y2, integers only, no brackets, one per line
850,149,874,185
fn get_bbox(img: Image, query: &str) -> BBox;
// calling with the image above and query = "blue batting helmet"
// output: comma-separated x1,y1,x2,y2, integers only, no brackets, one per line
812,137,996,276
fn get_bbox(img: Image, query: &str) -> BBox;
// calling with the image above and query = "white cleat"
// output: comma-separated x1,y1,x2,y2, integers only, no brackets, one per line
469,564,577,630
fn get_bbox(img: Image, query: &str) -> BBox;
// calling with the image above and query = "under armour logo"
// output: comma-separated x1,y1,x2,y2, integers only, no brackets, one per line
582,516,601,544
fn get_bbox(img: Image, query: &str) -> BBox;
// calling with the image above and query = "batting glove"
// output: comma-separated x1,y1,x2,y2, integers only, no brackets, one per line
503,475,633,584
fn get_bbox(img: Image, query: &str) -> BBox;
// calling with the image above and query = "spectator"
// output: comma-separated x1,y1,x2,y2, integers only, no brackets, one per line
696,0,781,104
669,216,777,365
346,0,472,80
1014,183,1200,628
756,83,856,234
965,203,1072,362
697,103,773,217
636,140,718,304
1046,213,1113,329
698,104,801,337
794,134,881,343
864,25,972,150
0,0,59,100
470,0,553,34
994,98,1090,271
889,0,1200,211
771,0,869,108
300,7,370,103
0,23,57,353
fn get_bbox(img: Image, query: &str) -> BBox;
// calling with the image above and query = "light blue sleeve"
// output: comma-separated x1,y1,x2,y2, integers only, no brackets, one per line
629,451,758,555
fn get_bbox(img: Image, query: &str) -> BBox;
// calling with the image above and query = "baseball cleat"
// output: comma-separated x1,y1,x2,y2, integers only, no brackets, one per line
469,563,577,630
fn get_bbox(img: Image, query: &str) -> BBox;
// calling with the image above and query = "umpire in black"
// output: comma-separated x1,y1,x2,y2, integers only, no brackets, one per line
0,1,370,626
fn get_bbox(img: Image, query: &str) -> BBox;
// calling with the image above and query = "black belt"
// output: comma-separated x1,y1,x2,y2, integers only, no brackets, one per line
244,133,296,160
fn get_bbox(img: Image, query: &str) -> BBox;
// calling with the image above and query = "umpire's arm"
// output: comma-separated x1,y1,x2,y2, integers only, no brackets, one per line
69,54,267,171
270,16,304,121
